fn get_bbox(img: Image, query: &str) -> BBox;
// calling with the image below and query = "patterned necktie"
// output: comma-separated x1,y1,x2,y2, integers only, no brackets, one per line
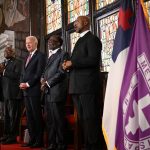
25,54,32,67
4,59,9,66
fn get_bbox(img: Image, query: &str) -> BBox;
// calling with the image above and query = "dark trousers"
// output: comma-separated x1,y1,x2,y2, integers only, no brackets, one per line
24,96,43,143
4,99,21,138
45,98,65,147
72,94,101,150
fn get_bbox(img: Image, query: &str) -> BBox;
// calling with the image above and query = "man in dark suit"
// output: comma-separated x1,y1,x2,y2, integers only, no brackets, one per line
41,35,68,150
0,75,3,101
62,16,102,150
0,46,22,144
0,75,4,119
20,36,46,148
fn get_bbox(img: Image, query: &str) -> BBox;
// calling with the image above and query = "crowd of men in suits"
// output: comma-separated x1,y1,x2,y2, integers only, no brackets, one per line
0,15,104,150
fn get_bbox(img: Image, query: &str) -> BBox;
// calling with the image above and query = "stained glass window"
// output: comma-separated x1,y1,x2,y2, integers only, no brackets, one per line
68,0,89,23
46,0,62,34
96,0,117,10
98,12,118,72
70,32,80,53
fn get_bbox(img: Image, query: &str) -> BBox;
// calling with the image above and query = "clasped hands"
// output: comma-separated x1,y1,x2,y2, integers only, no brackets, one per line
62,60,72,70
0,63,5,73
40,78,47,92
19,83,28,90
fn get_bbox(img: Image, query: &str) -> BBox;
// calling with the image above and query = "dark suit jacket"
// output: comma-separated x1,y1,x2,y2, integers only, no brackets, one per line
0,76,3,101
69,31,102,94
42,49,68,102
20,50,46,97
2,58,22,100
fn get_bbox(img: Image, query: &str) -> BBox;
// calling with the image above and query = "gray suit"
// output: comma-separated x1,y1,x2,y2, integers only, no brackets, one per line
42,49,68,148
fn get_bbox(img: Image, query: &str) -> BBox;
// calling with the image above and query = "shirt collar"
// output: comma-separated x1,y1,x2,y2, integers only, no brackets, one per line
80,30,90,38
48,48,59,57
30,49,37,57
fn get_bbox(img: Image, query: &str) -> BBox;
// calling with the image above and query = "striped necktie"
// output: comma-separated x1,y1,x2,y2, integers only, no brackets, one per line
25,54,32,67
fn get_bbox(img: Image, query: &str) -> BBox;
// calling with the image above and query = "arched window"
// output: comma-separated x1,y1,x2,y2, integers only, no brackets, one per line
68,0,89,23
96,0,117,10
98,11,118,72
46,0,62,34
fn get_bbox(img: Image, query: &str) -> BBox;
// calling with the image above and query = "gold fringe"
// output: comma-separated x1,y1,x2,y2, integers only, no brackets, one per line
102,126,117,150
140,0,150,27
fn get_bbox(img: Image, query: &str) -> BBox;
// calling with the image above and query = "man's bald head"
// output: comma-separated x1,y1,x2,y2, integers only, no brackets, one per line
74,16,90,33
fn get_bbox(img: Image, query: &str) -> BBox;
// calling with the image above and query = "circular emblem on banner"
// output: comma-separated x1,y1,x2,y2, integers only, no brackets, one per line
124,54,150,149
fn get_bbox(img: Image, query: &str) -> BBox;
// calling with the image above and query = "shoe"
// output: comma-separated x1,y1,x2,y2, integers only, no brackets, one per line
42,148,55,150
30,142,43,148
57,144,66,150
2,138,17,144
41,148,46,150
46,144,57,150
0,136,9,142
21,141,34,147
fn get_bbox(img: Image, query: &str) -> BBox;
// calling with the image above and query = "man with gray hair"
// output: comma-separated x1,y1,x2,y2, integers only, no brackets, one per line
20,36,46,148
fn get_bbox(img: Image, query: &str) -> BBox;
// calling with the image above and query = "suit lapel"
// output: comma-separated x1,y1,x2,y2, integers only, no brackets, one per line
25,50,38,69
71,32,91,58
45,49,61,70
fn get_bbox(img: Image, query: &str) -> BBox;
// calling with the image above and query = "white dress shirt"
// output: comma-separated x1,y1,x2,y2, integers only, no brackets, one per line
48,48,59,58
80,30,90,38
46,48,60,88
26,49,37,87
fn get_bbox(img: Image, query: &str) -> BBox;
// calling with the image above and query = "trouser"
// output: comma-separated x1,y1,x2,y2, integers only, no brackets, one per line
4,99,21,138
24,96,43,143
0,101,4,120
45,99,65,147
72,94,102,150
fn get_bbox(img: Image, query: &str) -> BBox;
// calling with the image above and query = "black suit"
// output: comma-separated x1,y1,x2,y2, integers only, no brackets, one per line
69,31,102,150
0,76,4,120
1,58,22,139
42,49,68,148
20,50,46,144
0,76,3,102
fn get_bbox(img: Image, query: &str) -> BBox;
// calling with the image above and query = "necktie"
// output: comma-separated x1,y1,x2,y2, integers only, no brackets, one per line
4,59,9,66
25,54,32,67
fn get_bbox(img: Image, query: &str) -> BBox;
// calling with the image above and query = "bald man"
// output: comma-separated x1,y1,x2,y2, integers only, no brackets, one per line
20,36,46,148
62,16,102,150
0,46,22,144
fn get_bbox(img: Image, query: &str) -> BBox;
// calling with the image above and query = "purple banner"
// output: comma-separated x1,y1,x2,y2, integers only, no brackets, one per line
115,2,150,150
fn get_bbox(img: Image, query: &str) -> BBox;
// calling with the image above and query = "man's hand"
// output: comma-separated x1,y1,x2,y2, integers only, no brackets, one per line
19,83,28,90
40,78,47,92
41,84,47,92
62,60,72,70
40,78,46,84
0,64,5,73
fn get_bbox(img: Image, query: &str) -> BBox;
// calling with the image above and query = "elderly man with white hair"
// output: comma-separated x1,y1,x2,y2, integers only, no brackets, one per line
20,36,46,148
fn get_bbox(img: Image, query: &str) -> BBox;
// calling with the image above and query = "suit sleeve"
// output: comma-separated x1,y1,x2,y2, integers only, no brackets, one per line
20,60,25,83
28,53,46,87
71,36,102,68
47,52,68,87
4,59,22,80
